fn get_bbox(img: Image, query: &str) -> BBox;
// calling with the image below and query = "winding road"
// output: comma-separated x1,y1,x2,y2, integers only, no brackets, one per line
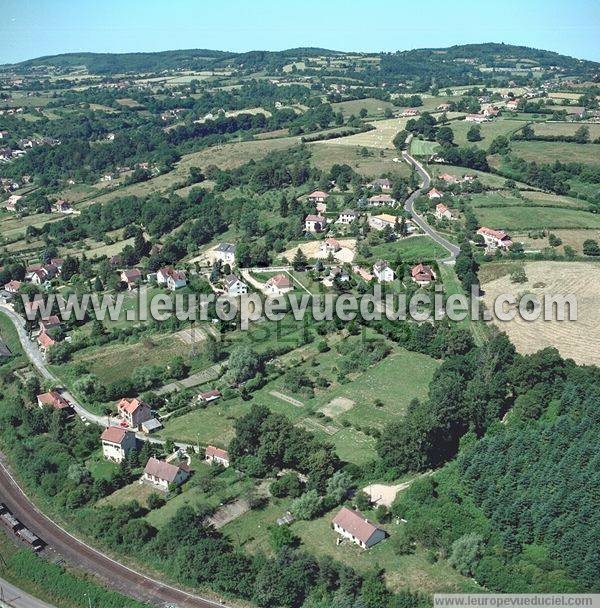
402,147,460,262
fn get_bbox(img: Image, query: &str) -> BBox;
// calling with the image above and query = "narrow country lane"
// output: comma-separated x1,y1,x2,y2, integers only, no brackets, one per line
402,147,460,262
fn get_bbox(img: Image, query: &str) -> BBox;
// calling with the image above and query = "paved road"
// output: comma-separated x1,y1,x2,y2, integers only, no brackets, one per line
0,576,55,608
0,456,229,608
402,149,460,262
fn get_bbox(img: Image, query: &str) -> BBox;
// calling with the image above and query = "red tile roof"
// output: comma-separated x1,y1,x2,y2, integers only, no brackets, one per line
206,445,229,461
37,391,69,410
100,426,130,444
117,397,149,414
266,274,293,288
144,457,189,483
332,507,382,545
37,331,56,349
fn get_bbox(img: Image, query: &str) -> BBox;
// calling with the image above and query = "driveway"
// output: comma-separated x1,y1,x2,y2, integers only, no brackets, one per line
402,148,460,262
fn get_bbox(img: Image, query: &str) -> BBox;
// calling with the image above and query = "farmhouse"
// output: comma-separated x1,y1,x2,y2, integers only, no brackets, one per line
223,274,248,295
51,199,73,214
477,227,513,249
100,427,137,463
36,391,71,412
368,213,397,231
265,273,294,295
336,209,359,224
6,194,22,211
435,203,455,220
143,457,190,491
205,445,230,467
323,266,350,287
117,397,153,429
438,173,459,184
566,106,586,119
120,269,142,290
332,507,386,549
307,190,329,203
373,260,394,283
214,242,236,265
427,188,443,200
505,99,519,111
367,194,396,207
411,263,437,286
305,214,326,233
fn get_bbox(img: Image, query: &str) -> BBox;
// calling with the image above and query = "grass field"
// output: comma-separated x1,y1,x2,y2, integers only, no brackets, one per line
531,122,600,139
0,311,26,370
428,164,532,190
481,261,600,366
368,236,450,263
410,138,440,156
474,205,600,230
331,97,395,118
469,191,589,210
509,141,600,167
321,117,409,149
511,228,600,255
308,142,411,178
450,118,525,147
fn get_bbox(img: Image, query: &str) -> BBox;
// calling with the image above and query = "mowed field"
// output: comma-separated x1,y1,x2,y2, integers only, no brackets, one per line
321,117,409,149
531,122,600,139
481,261,600,366
450,118,525,147
508,141,600,167
474,203,600,231
331,97,395,118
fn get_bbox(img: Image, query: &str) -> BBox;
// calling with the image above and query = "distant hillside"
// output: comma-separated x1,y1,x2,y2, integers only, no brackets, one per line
3,43,598,78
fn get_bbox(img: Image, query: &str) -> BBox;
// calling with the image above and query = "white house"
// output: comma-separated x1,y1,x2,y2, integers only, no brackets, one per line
427,188,443,200
223,274,248,295
367,194,396,207
373,260,394,283
205,445,230,467
214,242,236,265
100,427,137,463
435,203,454,220
265,274,294,295
367,178,392,192
336,209,359,225
307,190,329,204
332,507,386,549
305,214,326,233
368,213,397,231
143,457,190,491
477,227,513,249
320,237,341,255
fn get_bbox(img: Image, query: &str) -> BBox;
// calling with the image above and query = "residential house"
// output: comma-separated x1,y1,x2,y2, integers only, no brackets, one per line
36,391,71,412
367,178,392,192
198,389,222,404
477,227,513,250
332,507,386,549
205,445,230,467
437,103,452,111
438,173,459,184
336,209,359,225
50,258,65,271
37,331,56,353
51,199,73,214
320,237,341,254
566,106,586,119
399,108,419,117
368,213,397,231
427,188,443,200
157,267,187,290
214,242,236,265
143,457,190,491
6,194,22,211
435,203,455,220
322,266,350,288
307,190,329,204
305,214,326,233
100,427,137,463
411,263,437,286
39,315,61,333
373,260,394,283
265,274,294,295
367,194,396,207
117,397,153,429
4,280,21,293
505,99,519,111
483,105,500,118
30,265,58,286
120,269,142,290
223,274,248,296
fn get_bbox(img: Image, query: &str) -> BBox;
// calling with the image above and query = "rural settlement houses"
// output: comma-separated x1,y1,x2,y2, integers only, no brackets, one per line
143,457,190,491
101,427,137,463
477,227,513,250
117,397,153,429
332,507,386,549
205,445,230,467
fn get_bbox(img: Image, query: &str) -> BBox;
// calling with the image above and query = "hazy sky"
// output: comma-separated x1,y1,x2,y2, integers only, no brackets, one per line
1,0,599,64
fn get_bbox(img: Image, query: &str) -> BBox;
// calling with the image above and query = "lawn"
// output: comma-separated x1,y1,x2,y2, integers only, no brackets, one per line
474,205,600,230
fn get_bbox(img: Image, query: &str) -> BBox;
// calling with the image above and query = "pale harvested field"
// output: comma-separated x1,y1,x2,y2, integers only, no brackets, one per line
481,261,600,365
279,238,356,263
363,481,412,508
512,229,600,255
319,397,355,418
322,117,410,149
